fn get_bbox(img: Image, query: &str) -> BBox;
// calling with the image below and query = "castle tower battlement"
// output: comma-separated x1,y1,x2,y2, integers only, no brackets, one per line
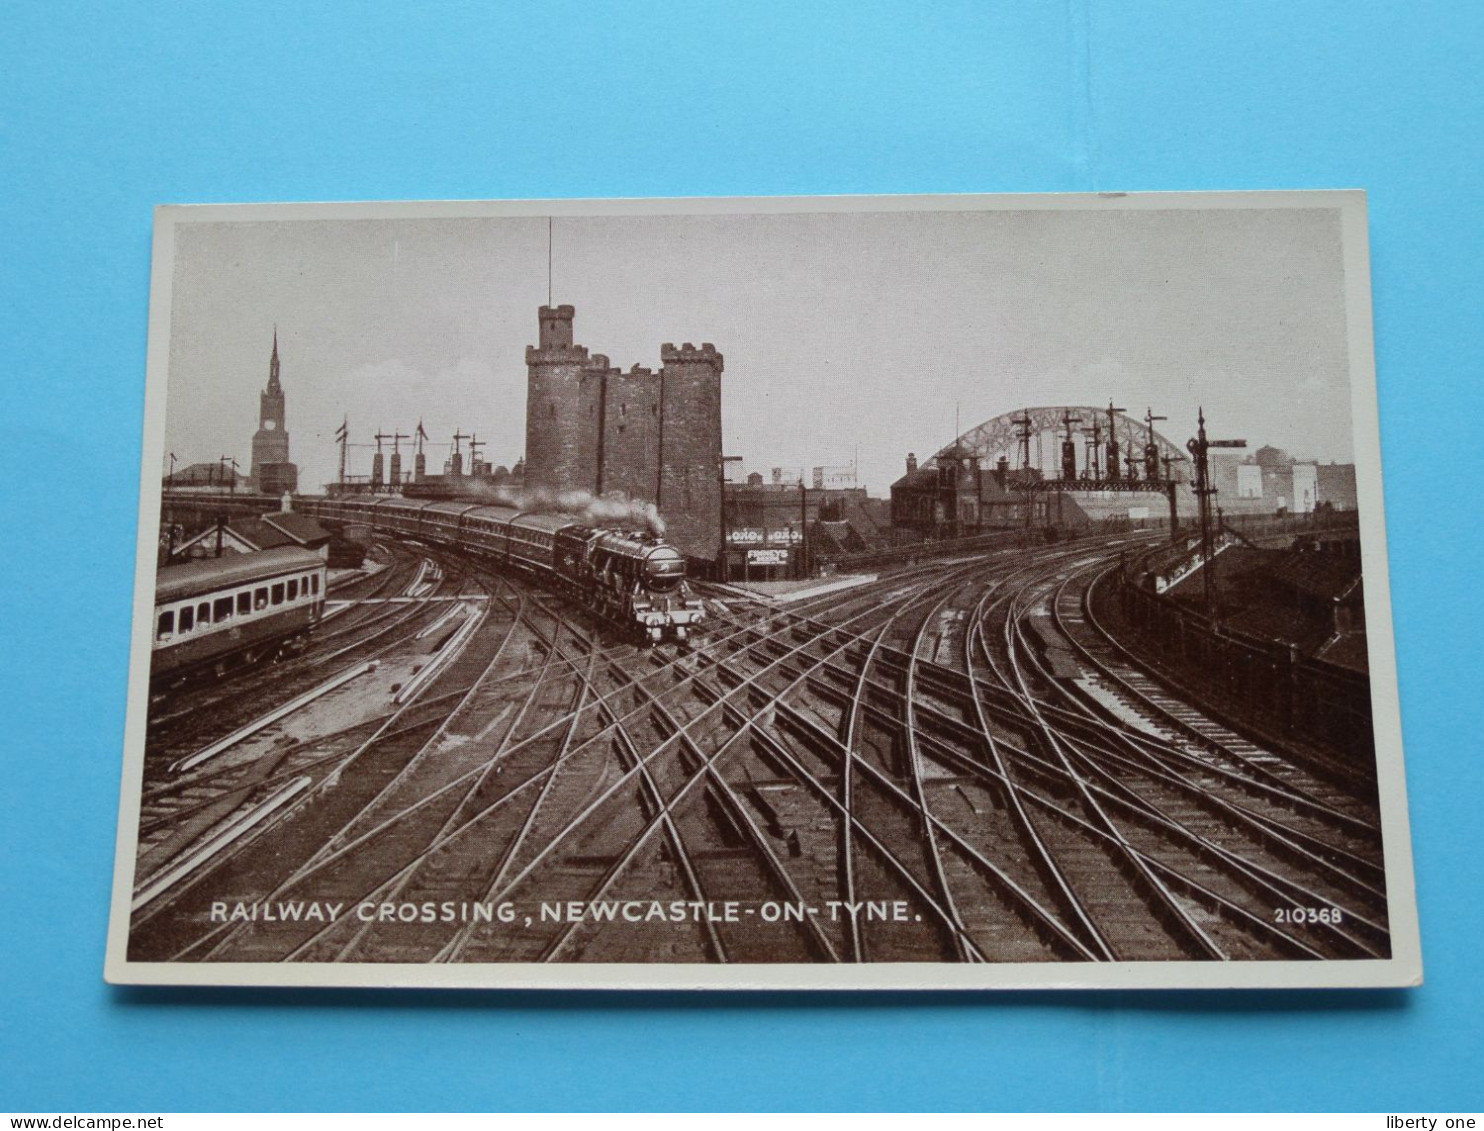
525,306,599,493
538,304,575,349
656,342,724,560
601,364,662,502
523,306,724,560
659,342,724,369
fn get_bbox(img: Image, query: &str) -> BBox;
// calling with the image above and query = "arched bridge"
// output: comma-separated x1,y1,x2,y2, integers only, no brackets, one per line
927,405,1189,483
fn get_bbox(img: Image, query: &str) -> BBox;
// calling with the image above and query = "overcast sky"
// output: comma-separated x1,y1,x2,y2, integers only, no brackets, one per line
163,203,1357,495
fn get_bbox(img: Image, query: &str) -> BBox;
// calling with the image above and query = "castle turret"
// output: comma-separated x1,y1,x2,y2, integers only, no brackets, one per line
657,341,724,560
520,305,726,562
539,304,575,350
600,364,661,502
525,304,600,494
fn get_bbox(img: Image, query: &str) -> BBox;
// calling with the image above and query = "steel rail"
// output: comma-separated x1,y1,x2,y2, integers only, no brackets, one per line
521,573,997,963
901,585,979,961
172,552,958,962
459,599,733,965
994,571,1381,958
1019,568,1389,944
709,675,1100,961
1076,563,1381,814
323,599,591,963
707,554,1118,959
445,575,998,963
885,694,1332,961
982,565,1230,960
530,649,834,964
166,567,526,959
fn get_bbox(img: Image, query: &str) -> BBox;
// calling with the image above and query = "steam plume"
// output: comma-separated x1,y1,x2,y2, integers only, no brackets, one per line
459,482,666,536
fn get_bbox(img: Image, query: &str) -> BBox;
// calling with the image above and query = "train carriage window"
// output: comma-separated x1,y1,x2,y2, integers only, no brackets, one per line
287,579,299,601
156,610,174,639
254,587,268,610
237,592,251,615
214,597,233,621
197,602,211,626
311,574,319,594
271,583,285,606
179,606,194,632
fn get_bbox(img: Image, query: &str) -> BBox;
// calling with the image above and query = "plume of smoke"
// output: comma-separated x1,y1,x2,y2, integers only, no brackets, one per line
459,481,666,536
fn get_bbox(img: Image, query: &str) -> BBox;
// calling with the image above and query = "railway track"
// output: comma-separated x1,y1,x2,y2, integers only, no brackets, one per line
129,545,518,951
125,534,1388,965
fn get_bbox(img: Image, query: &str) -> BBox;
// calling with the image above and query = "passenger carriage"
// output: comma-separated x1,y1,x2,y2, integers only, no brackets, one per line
151,546,327,686
299,495,704,643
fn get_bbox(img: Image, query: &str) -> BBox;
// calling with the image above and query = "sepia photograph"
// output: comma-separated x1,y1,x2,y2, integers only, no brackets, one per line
105,192,1419,990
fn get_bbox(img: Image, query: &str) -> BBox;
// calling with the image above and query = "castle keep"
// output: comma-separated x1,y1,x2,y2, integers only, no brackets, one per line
524,305,723,562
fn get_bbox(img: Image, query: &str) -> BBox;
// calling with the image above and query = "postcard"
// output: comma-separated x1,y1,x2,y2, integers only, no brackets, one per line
106,192,1420,989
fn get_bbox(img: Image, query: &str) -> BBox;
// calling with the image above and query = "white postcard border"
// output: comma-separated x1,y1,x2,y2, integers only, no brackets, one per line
106,190,1422,991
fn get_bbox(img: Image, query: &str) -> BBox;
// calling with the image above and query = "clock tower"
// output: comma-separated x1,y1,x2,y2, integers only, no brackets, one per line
249,329,297,493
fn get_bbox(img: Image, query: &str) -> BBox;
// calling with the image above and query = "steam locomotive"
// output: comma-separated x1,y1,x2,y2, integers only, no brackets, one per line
302,498,705,643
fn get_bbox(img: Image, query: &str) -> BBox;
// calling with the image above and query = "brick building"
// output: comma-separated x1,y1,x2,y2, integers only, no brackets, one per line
722,481,884,580
524,305,724,562
890,452,1045,536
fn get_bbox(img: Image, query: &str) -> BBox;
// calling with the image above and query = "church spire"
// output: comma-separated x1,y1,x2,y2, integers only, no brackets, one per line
268,326,281,392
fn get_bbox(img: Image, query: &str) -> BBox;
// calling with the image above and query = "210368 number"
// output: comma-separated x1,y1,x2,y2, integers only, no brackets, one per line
1275,906,1344,925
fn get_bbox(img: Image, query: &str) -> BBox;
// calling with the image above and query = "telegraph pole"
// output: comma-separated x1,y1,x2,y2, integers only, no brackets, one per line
388,429,410,488
1084,419,1102,480
372,430,390,491
467,433,486,477
1012,411,1034,471
1011,411,1036,528
798,480,810,580
450,430,468,477
1105,402,1127,481
1143,407,1167,482
335,417,348,490
1059,408,1083,481
1186,407,1247,618
1161,451,1185,537
414,420,428,483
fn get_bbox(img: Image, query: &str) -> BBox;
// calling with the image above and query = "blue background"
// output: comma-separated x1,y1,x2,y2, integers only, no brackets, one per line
2,1,1480,1112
